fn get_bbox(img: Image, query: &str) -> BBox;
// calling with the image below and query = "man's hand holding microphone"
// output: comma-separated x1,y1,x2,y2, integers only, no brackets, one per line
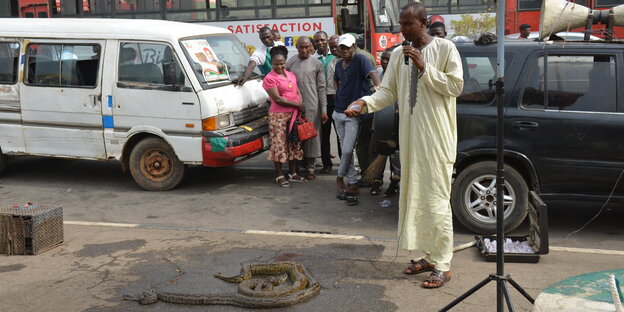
402,40,425,71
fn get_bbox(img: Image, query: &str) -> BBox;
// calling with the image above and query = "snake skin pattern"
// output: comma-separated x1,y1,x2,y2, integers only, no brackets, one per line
123,262,320,308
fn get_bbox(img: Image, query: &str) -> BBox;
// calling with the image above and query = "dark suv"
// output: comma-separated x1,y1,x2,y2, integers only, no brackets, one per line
376,39,624,234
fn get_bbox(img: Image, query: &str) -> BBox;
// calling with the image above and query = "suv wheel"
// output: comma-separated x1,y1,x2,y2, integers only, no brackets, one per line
129,138,185,191
451,161,528,234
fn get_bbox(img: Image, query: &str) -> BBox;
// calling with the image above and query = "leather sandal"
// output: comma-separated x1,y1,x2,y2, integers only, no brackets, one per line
275,176,290,188
422,269,451,288
288,173,306,182
403,259,435,275
306,169,317,180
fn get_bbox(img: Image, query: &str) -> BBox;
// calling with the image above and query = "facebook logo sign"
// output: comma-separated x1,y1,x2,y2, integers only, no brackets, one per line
285,37,294,47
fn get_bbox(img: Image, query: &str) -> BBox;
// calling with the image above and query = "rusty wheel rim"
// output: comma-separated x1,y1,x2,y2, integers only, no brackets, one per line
139,149,172,182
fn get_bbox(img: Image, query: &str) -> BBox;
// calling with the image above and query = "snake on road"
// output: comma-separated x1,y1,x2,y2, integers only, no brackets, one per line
123,261,320,308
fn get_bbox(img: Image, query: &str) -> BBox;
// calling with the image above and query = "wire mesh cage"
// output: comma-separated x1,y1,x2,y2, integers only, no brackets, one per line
0,204,63,255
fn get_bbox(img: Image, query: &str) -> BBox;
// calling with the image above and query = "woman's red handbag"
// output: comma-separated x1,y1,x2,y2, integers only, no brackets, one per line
288,111,317,142
295,116,318,142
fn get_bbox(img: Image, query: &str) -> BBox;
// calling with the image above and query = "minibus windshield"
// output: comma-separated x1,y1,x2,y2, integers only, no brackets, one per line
181,34,260,89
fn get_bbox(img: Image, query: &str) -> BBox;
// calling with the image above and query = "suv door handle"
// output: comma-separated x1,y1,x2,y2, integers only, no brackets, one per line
512,121,539,129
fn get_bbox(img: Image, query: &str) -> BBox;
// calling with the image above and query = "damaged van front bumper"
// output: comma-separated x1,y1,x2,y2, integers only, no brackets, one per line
201,117,269,167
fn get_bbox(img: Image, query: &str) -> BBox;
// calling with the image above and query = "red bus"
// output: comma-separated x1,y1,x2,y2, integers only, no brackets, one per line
505,0,624,37
17,0,403,64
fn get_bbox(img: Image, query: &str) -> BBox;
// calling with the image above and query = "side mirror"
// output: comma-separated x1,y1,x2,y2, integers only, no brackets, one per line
163,62,176,85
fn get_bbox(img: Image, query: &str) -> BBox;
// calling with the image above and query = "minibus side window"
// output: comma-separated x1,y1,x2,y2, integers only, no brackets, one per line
0,42,20,85
25,43,100,88
118,42,188,89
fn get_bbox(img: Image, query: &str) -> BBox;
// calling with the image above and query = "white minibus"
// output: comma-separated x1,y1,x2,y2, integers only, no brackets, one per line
0,19,269,190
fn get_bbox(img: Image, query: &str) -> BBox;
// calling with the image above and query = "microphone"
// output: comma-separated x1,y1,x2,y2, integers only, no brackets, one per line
402,40,410,65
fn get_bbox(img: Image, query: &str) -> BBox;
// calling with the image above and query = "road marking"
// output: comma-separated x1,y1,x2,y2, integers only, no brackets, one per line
549,246,624,256
244,230,366,240
65,221,140,228
64,221,624,256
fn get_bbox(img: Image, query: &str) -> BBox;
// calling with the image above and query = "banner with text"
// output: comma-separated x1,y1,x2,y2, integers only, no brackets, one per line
203,17,336,55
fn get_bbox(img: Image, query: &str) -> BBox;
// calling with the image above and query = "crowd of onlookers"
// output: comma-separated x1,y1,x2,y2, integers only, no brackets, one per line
237,21,454,206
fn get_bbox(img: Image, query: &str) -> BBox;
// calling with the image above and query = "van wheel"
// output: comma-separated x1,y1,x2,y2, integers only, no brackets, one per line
129,138,185,191
451,161,528,234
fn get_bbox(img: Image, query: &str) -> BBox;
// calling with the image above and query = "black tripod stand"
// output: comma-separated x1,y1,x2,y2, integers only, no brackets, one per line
439,79,534,312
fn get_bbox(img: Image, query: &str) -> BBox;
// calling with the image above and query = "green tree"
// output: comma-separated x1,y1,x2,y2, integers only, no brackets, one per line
450,13,497,39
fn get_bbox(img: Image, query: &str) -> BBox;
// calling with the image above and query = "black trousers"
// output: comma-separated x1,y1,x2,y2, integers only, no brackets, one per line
321,95,341,167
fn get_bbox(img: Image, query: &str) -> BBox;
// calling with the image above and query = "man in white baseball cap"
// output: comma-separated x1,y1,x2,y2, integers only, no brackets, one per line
332,33,380,206
338,33,355,47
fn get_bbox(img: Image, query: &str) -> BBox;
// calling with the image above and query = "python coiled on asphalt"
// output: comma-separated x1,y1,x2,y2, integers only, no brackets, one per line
123,261,320,308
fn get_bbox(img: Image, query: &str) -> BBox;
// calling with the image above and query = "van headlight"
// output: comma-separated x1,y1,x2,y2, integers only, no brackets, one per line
202,114,231,131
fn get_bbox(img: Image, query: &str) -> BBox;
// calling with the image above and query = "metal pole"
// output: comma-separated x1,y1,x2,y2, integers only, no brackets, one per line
495,0,506,312
497,0,505,79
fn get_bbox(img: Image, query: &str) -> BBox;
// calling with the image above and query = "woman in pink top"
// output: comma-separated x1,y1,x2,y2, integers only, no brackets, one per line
263,46,306,187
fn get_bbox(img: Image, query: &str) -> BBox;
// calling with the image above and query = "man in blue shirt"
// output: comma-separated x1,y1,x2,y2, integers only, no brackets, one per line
333,34,380,205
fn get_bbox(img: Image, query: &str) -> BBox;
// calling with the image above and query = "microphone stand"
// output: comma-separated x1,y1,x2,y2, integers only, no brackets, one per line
439,0,534,310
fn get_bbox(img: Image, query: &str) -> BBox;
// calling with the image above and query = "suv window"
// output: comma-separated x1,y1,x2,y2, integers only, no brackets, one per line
26,43,100,87
0,42,19,84
458,54,513,105
521,54,617,112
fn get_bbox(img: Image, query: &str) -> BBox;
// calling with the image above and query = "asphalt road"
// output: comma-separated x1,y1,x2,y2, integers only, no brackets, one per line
1,153,623,312
1,153,623,251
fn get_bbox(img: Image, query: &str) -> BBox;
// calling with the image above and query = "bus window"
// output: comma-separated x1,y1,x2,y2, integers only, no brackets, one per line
220,0,272,20
276,0,332,19
26,43,100,87
118,42,189,87
595,0,623,7
166,0,215,22
411,0,495,14
0,42,20,84
517,0,541,10
115,0,161,19
370,0,399,31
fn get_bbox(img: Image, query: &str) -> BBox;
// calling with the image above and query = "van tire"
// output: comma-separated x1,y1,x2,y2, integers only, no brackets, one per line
129,138,185,191
451,161,528,234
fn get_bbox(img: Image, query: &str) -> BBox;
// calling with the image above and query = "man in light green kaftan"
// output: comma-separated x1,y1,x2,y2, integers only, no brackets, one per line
345,2,463,288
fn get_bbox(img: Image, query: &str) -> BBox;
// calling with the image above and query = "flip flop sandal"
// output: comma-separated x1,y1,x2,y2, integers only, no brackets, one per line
275,175,290,188
422,269,451,289
306,169,317,180
346,195,359,206
288,173,306,182
403,259,435,275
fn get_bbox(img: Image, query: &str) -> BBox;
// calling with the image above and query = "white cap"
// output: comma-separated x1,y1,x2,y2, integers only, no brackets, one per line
338,34,356,47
